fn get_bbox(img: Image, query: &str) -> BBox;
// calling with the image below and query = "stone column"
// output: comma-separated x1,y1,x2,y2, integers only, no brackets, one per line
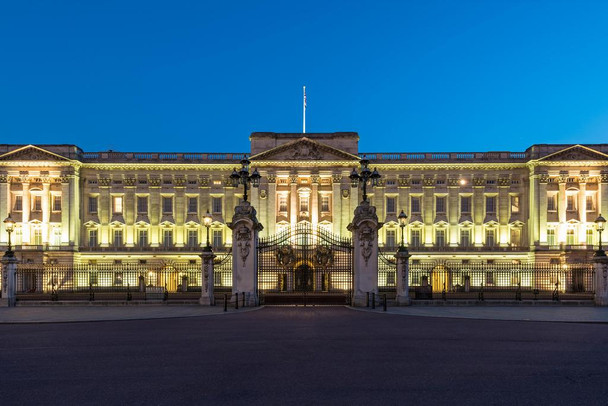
558,175,567,243
199,249,216,305
311,175,319,226
498,177,509,247
0,173,9,245
229,201,263,306
22,180,30,244
447,179,459,246
538,173,548,245
395,247,411,305
332,173,341,235
42,181,50,244
267,174,276,236
593,255,608,306
472,177,484,247
1,253,17,307
289,175,298,226
348,200,381,307
600,172,608,217
578,179,587,243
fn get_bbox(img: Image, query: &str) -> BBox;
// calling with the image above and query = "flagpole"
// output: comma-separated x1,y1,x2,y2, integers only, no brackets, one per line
303,86,306,134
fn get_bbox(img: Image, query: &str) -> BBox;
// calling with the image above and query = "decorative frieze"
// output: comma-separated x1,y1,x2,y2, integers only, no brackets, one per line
422,176,435,187
332,173,342,183
473,177,485,187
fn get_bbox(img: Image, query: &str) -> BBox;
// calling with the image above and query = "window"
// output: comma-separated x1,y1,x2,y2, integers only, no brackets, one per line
162,196,173,214
163,229,173,247
113,229,123,246
460,196,471,214
33,228,42,245
32,196,42,212
586,195,595,211
138,230,148,247
410,229,421,247
385,229,396,249
547,229,556,245
586,228,593,245
547,195,556,211
51,227,61,246
137,196,148,214
88,229,98,247
278,195,288,213
411,196,421,214
566,229,576,245
485,229,495,247
52,195,61,211
300,196,309,212
187,230,198,247
485,196,496,213
386,197,396,214
567,195,575,211
188,197,198,214
511,195,520,213
212,197,222,214
435,229,446,247
213,229,223,249
321,195,330,212
435,196,446,213
89,196,98,213
13,195,22,211
113,196,123,214
460,229,470,247
510,228,521,246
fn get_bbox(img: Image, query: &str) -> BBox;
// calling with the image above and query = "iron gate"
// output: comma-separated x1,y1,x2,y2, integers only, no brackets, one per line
257,223,353,304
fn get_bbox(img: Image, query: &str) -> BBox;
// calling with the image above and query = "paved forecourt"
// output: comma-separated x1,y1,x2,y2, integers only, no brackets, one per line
1,307,607,406
370,305,608,323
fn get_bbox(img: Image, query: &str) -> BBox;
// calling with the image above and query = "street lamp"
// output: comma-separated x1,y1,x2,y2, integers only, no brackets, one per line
3,214,15,257
349,155,381,203
203,210,213,252
398,210,408,250
230,156,261,203
595,214,606,257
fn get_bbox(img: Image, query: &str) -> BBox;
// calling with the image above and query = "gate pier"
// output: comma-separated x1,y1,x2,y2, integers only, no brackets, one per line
348,200,382,307
229,201,263,306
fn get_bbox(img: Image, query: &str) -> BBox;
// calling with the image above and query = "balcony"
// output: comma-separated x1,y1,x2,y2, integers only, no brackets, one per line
78,245,232,254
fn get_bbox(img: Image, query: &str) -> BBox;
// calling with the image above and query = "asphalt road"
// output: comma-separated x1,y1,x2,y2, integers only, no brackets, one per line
0,307,606,406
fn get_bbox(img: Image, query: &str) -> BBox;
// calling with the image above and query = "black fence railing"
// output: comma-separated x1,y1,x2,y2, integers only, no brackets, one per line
408,262,594,300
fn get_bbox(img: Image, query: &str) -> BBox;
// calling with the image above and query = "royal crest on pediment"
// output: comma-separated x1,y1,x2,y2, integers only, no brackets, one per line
249,137,359,162
0,145,70,162
538,145,608,162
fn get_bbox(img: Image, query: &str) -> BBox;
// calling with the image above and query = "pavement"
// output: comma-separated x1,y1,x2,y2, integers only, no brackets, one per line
1,303,608,323
1,307,607,406
0,304,255,323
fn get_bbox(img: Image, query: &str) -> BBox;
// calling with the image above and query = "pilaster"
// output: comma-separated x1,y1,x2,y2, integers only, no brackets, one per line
395,248,411,305
199,250,216,305
594,255,608,306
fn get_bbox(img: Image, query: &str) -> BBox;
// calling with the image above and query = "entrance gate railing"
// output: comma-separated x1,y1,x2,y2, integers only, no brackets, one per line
257,223,353,304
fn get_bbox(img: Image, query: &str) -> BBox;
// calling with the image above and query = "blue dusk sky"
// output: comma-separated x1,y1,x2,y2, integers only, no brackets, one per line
2,1,608,154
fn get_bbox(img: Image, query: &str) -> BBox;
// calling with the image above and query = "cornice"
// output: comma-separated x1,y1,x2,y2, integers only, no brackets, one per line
80,163,237,171
527,160,608,168
0,160,81,168
372,163,529,171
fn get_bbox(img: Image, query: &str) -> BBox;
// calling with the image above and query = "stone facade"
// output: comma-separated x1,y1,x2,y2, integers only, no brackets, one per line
0,135,607,268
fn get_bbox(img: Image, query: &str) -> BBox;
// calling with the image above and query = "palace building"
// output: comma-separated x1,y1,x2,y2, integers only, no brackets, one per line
1,132,607,268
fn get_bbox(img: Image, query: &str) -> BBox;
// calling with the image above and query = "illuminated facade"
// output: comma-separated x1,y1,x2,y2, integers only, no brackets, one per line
0,133,607,266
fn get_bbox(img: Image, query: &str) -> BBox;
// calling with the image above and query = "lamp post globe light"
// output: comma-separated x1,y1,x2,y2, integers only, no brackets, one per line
595,214,606,257
203,210,213,252
398,210,408,251
230,156,261,203
3,213,15,257
349,155,381,203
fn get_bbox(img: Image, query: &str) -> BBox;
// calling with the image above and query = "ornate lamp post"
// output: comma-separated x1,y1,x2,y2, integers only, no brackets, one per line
349,155,381,203
3,214,15,257
595,214,606,257
230,156,261,202
203,210,213,252
398,210,408,251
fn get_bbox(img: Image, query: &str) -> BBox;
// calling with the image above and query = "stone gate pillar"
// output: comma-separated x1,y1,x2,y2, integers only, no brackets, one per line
199,250,216,306
594,255,608,306
348,201,382,307
395,247,411,305
229,201,263,306
1,253,17,307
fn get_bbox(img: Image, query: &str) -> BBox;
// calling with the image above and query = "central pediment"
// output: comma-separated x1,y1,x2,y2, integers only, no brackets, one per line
537,145,608,162
249,137,360,162
0,145,72,162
